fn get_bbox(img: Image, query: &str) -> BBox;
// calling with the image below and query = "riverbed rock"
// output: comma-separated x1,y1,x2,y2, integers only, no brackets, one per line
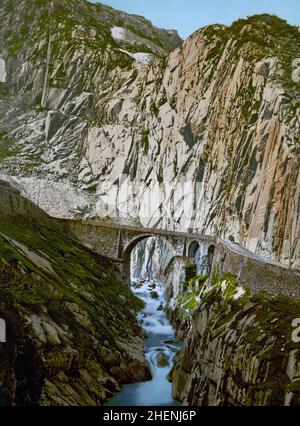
148,283,157,290
133,281,143,289
164,338,181,345
156,352,169,368
150,291,159,299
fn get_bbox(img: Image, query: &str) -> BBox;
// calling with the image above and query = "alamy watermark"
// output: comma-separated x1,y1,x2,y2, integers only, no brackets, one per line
292,58,300,83
292,318,300,343
95,174,204,228
0,318,6,343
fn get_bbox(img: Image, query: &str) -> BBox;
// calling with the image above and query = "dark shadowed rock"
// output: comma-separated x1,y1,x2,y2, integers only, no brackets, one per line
150,291,159,299
156,352,169,368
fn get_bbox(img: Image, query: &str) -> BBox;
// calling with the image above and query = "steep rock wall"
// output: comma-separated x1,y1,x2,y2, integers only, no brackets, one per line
170,272,300,406
0,2,299,268
0,182,151,405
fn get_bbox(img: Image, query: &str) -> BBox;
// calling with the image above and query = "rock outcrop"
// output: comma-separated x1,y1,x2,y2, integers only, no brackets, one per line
169,272,300,406
0,181,151,406
0,1,299,267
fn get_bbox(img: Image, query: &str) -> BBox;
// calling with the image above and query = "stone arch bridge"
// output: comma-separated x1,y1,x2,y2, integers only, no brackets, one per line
2,181,300,298
58,219,300,299
58,219,215,281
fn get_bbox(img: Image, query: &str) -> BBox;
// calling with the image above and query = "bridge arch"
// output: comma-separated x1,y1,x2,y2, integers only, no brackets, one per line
188,240,200,259
123,234,154,260
207,244,216,274
123,234,180,284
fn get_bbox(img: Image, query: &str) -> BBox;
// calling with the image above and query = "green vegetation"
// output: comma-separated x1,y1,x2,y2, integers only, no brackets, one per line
0,215,143,344
150,102,159,118
172,261,300,405
129,215,142,227
201,14,300,129
157,173,164,185
0,134,16,160
176,267,300,365
106,51,133,71
125,44,154,55
0,83,9,97
0,194,149,404
184,262,197,284
176,271,209,314
126,25,163,50
204,15,300,93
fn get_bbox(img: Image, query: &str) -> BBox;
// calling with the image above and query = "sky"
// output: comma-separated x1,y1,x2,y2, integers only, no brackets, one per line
93,0,300,39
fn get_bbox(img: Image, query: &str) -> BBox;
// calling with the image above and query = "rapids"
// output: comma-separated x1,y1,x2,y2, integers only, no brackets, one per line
106,279,181,406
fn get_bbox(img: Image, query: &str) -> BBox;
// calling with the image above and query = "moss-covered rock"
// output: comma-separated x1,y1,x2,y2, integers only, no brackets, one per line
170,272,300,406
0,198,151,405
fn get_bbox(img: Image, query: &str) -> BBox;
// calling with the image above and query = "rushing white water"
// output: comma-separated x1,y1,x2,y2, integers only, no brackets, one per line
106,279,181,406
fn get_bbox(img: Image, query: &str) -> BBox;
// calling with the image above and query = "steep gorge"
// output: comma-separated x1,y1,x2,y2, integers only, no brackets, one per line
130,238,300,406
0,0,300,407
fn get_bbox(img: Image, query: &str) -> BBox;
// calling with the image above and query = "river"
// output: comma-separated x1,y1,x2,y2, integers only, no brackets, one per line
105,278,181,406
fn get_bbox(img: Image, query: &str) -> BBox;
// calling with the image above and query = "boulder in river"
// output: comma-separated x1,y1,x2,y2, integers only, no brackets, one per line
156,352,169,368
164,338,181,345
133,281,143,289
150,291,159,299
148,283,156,290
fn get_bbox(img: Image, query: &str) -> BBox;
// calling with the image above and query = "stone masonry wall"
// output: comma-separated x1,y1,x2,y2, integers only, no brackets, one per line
214,241,300,299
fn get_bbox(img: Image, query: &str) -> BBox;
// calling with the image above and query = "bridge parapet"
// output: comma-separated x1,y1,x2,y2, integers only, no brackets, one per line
214,239,300,299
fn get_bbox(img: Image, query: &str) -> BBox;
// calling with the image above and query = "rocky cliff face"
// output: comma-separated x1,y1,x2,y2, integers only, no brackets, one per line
0,2,299,264
0,181,151,406
169,272,300,406
129,230,300,406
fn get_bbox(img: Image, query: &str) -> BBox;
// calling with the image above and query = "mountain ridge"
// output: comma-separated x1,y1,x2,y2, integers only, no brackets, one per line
0,0,299,267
